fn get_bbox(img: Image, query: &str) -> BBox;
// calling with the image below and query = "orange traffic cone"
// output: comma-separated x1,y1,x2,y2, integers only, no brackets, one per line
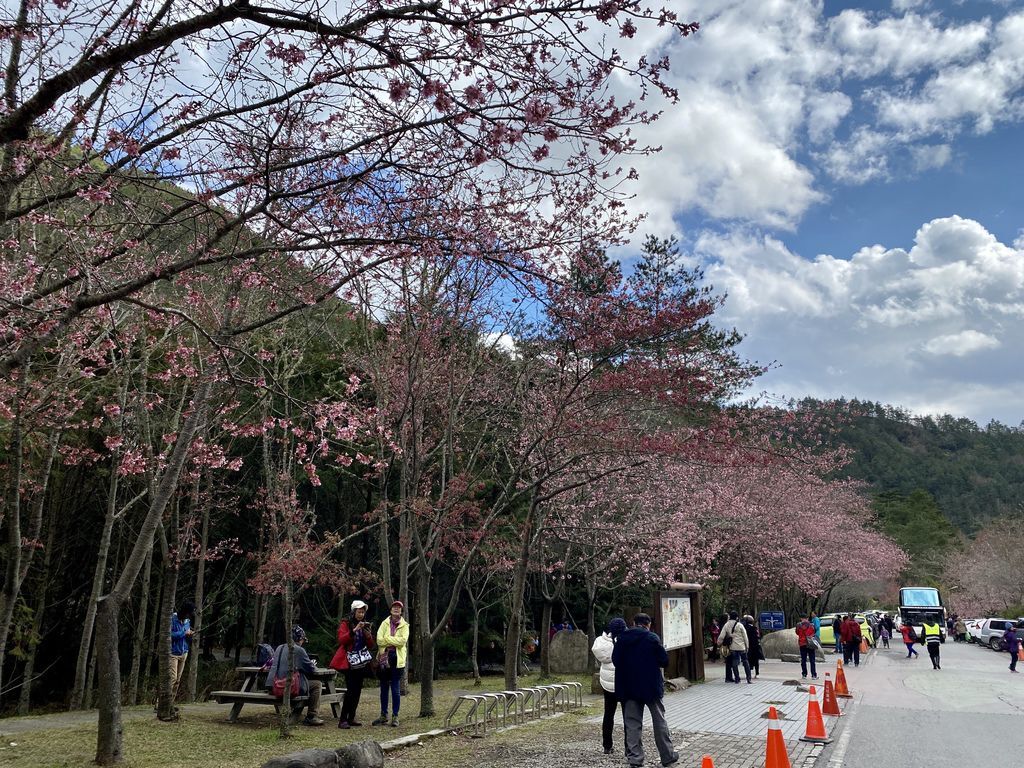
798,685,832,744
860,636,869,654
834,659,853,699
822,673,842,717
701,757,715,768
1018,647,1024,663
765,705,792,768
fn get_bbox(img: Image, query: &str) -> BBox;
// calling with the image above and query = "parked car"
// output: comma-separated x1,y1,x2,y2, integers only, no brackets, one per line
817,613,875,647
965,619,985,643
977,618,1016,650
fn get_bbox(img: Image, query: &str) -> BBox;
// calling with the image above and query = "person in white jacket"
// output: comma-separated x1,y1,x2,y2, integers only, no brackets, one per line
591,617,629,755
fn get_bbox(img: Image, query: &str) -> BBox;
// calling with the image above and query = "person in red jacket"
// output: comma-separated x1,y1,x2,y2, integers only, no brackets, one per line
900,623,919,659
329,600,376,728
840,615,863,667
795,615,818,679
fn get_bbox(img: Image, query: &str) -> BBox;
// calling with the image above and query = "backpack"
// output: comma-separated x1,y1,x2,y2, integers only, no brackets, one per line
906,626,918,642
254,643,275,670
720,621,735,647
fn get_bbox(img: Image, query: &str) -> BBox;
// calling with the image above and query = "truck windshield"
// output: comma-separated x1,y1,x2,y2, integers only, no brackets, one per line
900,588,941,607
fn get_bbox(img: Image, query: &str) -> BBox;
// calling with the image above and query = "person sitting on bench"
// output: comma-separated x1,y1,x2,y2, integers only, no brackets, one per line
265,625,324,726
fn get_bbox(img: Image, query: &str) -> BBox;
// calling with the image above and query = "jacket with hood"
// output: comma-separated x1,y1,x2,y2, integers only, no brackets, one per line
611,627,667,703
591,633,616,693
720,619,748,652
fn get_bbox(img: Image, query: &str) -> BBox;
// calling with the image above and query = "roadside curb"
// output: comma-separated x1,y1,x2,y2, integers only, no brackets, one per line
379,711,572,752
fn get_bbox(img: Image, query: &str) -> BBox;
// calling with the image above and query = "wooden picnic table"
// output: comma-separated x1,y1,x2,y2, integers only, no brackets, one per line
211,665,346,722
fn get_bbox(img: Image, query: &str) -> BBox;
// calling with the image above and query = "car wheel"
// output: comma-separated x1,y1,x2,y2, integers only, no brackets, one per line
990,637,1003,651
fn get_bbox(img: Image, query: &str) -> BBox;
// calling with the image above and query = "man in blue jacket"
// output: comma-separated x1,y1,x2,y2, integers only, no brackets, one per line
612,613,679,768
265,626,325,726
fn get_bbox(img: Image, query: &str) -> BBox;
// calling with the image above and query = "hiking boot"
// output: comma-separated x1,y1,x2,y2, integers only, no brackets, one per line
390,715,400,727
372,715,388,726
349,720,363,727
304,716,325,727
337,719,350,729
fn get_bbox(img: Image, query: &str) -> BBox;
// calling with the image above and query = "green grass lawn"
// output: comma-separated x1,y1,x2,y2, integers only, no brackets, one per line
0,673,595,768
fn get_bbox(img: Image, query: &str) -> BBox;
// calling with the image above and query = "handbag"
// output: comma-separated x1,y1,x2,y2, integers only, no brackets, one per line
346,647,373,669
808,635,823,652
271,670,300,697
270,646,301,697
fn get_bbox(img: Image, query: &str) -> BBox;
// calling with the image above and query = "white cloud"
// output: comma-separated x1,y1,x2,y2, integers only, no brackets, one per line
922,330,1001,356
873,11,1024,136
618,2,1024,225
697,216,1024,423
829,11,990,78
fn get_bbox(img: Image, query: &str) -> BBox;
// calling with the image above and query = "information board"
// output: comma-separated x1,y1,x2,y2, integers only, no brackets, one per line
659,594,693,650
759,611,785,631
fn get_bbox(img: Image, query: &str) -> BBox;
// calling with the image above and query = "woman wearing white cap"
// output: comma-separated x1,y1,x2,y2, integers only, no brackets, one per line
329,599,376,728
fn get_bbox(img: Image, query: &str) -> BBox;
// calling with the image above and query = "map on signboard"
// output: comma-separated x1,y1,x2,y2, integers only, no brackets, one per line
660,595,692,650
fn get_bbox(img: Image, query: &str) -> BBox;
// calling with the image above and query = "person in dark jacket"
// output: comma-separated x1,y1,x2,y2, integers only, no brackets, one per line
831,614,843,655
329,599,376,729
265,626,324,726
612,614,679,768
1008,622,1022,673
742,615,762,678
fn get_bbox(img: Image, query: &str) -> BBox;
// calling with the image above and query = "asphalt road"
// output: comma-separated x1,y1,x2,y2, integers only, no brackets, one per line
818,639,1024,766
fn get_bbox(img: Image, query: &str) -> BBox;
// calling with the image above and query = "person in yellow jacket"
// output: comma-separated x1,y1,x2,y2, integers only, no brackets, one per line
373,600,410,727
922,619,942,670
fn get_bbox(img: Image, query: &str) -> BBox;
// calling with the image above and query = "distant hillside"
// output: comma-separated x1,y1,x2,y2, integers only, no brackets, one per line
805,399,1024,534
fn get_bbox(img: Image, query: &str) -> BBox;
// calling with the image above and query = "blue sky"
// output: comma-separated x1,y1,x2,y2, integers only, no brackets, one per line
615,0,1024,425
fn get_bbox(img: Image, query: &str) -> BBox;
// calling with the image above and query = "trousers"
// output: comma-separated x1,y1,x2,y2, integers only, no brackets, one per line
602,690,624,751
622,698,677,767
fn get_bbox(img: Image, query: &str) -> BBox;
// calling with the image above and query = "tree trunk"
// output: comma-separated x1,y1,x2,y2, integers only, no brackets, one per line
185,497,210,702
94,379,211,765
586,575,598,674
0,385,24,689
415,563,435,716
126,544,155,706
470,603,481,686
278,584,293,739
539,599,553,678
504,499,540,690
15,496,58,715
155,555,180,720
94,596,125,764
70,464,120,710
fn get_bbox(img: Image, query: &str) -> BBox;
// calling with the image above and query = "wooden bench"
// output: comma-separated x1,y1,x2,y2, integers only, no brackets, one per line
211,689,346,722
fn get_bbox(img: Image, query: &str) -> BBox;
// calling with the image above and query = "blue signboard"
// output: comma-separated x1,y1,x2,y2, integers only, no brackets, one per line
759,611,785,631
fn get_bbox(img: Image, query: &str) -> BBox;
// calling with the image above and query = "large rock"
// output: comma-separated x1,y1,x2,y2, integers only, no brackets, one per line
337,741,384,768
761,630,825,661
261,748,339,768
549,630,590,674
261,742,383,768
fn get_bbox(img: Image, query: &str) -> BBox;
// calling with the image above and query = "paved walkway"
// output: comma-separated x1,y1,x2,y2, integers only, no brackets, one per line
588,655,856,767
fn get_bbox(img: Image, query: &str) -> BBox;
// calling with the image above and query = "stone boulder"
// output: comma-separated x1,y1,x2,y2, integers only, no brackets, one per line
261,749,339,768
761,630,825,661
337,741,384,768
260,741,383,768
549,630,590,674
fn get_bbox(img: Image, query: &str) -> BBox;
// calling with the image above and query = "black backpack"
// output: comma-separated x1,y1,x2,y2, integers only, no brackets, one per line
254,643,275,669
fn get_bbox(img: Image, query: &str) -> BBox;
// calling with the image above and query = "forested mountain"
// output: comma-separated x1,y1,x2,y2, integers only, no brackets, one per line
807,399,1024,533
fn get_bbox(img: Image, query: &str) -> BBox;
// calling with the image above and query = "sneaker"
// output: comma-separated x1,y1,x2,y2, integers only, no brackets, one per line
304,716,325,727
801,674,807,679
663,753,680,768
372,715,388,726
811,675,818,679
337,719,350,729
349,721,363,727
390,715,400,727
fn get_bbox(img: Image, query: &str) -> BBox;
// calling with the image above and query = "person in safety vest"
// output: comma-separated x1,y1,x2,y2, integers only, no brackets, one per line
922,619,942,670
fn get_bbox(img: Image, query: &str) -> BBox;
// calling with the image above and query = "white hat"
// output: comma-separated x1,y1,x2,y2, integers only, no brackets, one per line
351,600,369,612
